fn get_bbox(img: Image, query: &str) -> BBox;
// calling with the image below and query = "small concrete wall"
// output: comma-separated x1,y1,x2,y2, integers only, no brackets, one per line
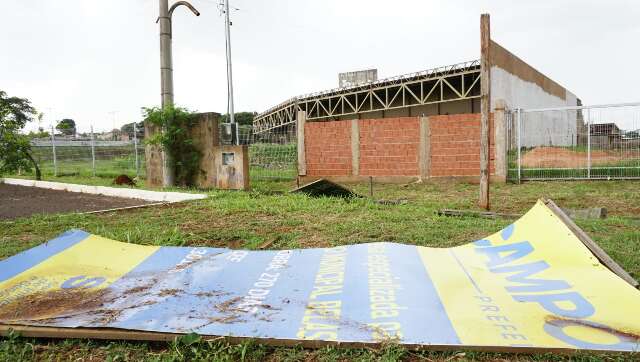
144,122,164,187
189,113,220,188
144,112,221,189
1,178,207,203
213,145,250,190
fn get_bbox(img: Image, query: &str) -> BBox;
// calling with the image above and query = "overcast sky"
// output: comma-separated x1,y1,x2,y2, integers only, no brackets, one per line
2,0,639,133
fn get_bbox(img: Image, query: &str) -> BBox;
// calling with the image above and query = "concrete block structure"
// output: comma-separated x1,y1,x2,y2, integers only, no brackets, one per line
145,112,248,190
214,145,250,190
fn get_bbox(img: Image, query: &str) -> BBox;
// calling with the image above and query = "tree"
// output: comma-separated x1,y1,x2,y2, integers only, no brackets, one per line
56,118,76,136
0,90,41,180
143,105,201,186
26,129,50,140
220,112,256,126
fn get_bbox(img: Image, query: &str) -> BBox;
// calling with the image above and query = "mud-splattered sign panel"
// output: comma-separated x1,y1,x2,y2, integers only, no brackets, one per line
1,201,639,352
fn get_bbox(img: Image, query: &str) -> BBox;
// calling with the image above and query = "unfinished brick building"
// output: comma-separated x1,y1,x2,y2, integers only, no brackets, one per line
254,25,579,183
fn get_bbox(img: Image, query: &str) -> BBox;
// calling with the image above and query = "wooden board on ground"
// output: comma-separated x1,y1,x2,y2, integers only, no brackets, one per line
438,209,521,219
543,199,638,288
0,325,579,354
439,207,607,220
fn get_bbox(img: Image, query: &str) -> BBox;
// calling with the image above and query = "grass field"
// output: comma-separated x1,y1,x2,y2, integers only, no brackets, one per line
26,146,145,179
1,175,639,361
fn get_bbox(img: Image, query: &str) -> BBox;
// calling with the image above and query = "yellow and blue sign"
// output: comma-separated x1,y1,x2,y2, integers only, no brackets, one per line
1,200,639,352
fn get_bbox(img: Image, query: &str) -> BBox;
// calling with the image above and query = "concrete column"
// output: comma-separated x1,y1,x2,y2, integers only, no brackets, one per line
297,111,307,176
189,112,220,188
351,119,360,176
494,99,508,183
144,122,164,188
419,116,431,180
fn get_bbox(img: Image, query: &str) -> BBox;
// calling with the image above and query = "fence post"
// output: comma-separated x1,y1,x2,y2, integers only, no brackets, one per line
50,125,57,177
133,122,140,178
517,108,522,184
91,125,96,177
479,13,491,210
587,109,591,179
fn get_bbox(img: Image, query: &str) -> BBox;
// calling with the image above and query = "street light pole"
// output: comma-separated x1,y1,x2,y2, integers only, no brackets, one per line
159,1,173,108
223,0,238,144
158,0,200,187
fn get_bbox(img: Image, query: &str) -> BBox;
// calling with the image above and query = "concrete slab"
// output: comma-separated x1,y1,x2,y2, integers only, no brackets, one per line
1,178,207,203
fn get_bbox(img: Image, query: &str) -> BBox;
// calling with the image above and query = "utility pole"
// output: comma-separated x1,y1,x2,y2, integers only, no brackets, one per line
223,0,238,144
158,0,200,187
479,14,491,210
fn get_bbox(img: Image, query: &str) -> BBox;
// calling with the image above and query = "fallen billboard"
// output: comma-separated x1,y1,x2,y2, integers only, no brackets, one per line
0,200,639,353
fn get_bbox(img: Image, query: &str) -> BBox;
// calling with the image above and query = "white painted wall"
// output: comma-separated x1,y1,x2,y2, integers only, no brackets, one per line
491,66,579,147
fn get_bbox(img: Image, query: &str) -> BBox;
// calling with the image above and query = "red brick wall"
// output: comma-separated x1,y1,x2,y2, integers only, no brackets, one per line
429,114,495,177
303,113,495,179
305,121,352,176
359,117,420,176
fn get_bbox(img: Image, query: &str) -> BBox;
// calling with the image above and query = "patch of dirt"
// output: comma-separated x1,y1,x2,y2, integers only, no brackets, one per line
214,297,243,313
227,239,244,249
124,282,156,295
0,277,170,325
521,146,639,168
113,175,136,186
157,289,183,297
206,315,241,324
0,183,154,220
0,288,112,323
194,291,229,298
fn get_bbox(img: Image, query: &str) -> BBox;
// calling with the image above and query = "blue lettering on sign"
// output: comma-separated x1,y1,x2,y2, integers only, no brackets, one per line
61,276,106,289
514,292,594,319
476,241,533,268
491,261,571,293
472,224,633,349
501,224,515,241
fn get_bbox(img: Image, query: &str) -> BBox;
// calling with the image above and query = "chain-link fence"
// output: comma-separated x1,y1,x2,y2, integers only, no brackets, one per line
508,103,640,181
23,125,144,179
20,122,297,182
219,123,297,181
